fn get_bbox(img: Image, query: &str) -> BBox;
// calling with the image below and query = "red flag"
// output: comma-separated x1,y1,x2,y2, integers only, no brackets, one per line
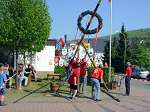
59,37,65,48
93,28,99,45
54,57,60,63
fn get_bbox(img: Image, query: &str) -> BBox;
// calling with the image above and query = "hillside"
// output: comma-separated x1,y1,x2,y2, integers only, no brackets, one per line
66,28,150,53
101,28,150,40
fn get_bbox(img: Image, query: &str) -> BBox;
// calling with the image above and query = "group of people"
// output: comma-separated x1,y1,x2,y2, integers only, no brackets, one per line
67,58,133,101
0,63,37,106
0,59,133,106
17,63,37,89
67,58,87,100
67,57,104,101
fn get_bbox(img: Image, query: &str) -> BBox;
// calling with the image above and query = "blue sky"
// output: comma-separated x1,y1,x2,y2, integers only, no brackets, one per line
47,0,150,40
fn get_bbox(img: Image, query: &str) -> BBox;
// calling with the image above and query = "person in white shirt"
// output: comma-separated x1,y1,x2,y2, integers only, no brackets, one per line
18,64,28,89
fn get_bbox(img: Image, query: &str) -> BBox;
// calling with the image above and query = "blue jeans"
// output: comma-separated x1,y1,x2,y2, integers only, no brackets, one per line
79,75,87,93
91,78,101,100
18,76,28,88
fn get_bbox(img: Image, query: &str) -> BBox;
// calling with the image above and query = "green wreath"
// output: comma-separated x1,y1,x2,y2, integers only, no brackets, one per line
77,10,103,34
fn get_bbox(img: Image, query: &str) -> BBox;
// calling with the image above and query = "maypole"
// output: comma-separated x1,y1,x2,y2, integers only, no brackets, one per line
108,0,112,83
71,0,120,102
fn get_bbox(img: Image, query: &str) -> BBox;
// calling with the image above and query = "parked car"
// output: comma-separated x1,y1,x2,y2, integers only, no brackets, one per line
139,70,149,79
146,74,150,81
132,67,141,79
132,67,149,79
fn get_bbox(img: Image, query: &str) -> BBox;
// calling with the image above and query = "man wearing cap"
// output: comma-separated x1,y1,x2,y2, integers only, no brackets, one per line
125,62,132,96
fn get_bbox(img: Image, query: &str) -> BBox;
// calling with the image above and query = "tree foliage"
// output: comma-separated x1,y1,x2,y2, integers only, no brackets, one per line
102,28,150,41
129,43,150,68
103,25,131,72
103,25,150,72
0,0,51,53
103,41,109,64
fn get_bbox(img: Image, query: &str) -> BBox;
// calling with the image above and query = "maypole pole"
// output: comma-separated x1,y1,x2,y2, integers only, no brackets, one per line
71,0,120,102
108,0,112,83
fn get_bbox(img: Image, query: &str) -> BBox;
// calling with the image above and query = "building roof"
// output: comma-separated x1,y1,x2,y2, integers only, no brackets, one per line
47,39,57,46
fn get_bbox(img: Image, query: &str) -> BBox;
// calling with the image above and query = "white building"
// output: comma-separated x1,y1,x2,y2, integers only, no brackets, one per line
18,39,56,77
33,39,56,75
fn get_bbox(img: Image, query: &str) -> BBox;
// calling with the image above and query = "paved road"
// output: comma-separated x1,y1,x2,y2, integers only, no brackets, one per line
0,79,150,112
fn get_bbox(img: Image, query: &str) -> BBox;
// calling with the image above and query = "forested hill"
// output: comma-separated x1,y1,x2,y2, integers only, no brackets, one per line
102,28,150,39
126,28,150,38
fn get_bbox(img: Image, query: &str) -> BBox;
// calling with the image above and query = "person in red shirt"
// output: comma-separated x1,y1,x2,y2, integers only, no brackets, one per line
98,65,104,80
68,70,78,100
72,58,80,77
68,59,75,79
125,62,132,96
72,58,80,93
91,65,104,101
79,58,87,94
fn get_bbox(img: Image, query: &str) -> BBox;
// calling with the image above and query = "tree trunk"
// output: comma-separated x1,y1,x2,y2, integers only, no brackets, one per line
14,50,19,89
23,51,26,65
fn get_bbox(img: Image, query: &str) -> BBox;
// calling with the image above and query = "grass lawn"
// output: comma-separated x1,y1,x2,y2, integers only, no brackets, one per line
5,78,95,103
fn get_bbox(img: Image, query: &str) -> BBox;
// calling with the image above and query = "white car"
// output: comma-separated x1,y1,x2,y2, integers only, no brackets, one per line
139,71,149,79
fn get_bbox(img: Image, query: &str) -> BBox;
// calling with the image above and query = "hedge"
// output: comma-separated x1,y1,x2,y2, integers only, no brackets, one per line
54,66,115,85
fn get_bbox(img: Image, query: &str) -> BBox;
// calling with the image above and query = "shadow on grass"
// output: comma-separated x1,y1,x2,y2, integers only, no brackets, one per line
13,82,49,103
50,90,93,101
23,89,50,93
58,89,70,95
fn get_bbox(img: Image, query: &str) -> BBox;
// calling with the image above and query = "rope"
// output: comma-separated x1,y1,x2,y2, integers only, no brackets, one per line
93,28,99,45
0,74,16,89
74,27,79,42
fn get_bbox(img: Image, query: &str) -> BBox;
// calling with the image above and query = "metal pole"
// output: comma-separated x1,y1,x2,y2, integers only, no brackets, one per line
124,36,127,71
14,50,17,70
109,0,112,83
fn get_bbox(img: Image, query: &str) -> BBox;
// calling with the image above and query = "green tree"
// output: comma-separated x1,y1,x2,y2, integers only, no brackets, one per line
113,24,131,72
0,0,51,55
103,41,110,64
103,36,118,65
0,0,51,88
103,24,131,73
129,43,150,68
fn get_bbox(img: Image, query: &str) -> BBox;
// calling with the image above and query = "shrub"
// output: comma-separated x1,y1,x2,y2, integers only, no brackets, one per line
87,67,93,84
103,67,115,84
54,66,65,77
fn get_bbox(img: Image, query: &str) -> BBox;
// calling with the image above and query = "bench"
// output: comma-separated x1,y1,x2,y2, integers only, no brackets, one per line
47,74,61,81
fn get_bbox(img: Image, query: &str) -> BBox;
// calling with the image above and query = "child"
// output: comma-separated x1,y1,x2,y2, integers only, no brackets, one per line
72,58,80,93
0,63,7,106
68,72,78,100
